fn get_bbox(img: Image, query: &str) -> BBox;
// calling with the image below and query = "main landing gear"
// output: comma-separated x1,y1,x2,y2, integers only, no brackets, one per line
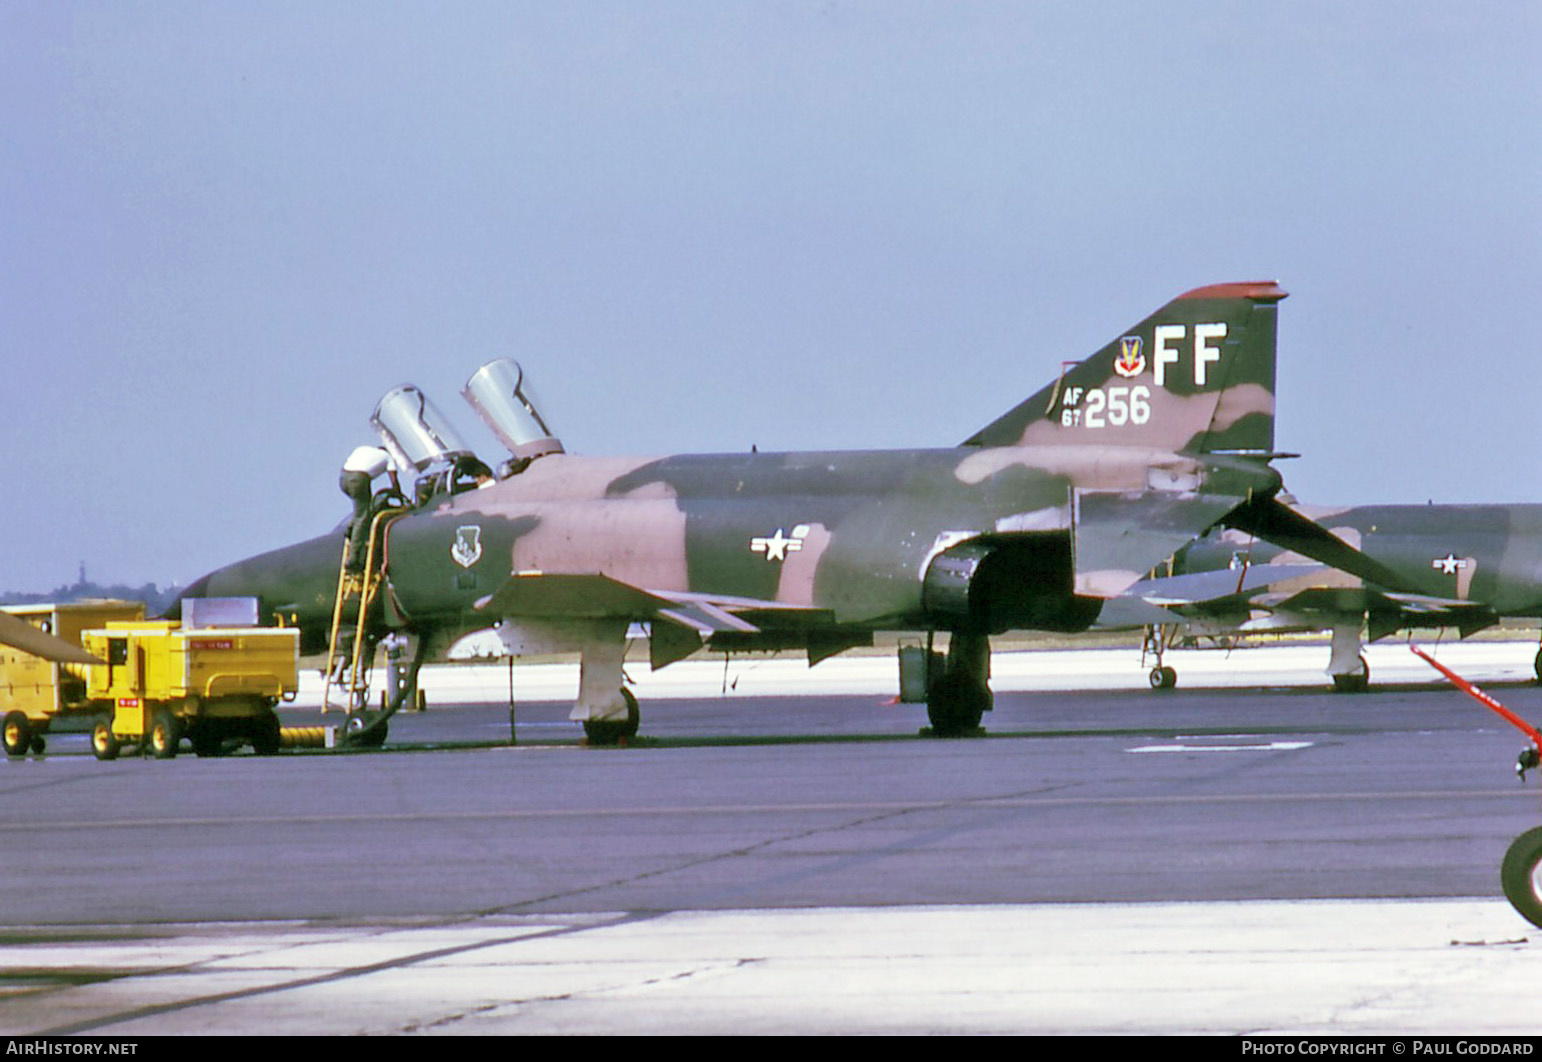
925,631,992,738
1141,625,1178,692
1328,621,1370,693
570,622,641,746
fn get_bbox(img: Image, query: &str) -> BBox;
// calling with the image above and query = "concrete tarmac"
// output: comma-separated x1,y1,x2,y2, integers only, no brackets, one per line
3,642,1542,1035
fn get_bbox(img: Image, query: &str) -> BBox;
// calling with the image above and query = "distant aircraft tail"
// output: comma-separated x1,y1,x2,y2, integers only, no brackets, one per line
965,282,1287,455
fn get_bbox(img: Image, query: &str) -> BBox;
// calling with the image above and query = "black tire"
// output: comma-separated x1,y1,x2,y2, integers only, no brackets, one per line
583,688,640,746
344,714,389,748
1501,826,1542,928
1149,666,1177,691
91,717,120,762
926,670,989,737
1534,647,1542,685
191,724,224,758
251,713,282,756
150,710,180,760
1331,655,1371,694
3,711,31,758
30,736,45,755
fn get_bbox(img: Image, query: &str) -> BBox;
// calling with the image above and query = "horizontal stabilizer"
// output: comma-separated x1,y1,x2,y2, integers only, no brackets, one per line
1125,562,1328,606
1223,496,1413,592
1073,490,1253,598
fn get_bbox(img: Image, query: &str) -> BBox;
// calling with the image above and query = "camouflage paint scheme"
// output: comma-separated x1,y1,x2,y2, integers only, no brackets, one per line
1124,502,1542,689
181,281,1389,737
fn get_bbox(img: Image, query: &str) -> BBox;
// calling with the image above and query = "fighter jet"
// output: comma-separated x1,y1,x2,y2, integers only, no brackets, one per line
177,281,1399,742
1118,502,1542,692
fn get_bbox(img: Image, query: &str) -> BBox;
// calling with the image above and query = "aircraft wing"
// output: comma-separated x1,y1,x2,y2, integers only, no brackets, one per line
0,610,103,665
474,572,826,630
474,571,830,667
475,571,676,620
1258,585,1497,638
1118,566,1499,642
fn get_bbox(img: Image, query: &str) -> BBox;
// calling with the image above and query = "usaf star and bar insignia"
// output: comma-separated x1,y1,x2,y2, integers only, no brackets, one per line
1432,553,1470,576
751,525,811,562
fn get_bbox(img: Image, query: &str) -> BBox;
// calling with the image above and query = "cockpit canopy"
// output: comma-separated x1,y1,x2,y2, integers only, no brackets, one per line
370,384,474,474
363,360,564,502
462,358,565,461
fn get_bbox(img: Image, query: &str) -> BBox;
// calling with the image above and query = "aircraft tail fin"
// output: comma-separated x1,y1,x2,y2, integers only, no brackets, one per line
964,282,1287,455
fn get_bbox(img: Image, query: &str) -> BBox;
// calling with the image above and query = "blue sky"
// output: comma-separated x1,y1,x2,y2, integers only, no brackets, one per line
2,1,1538,592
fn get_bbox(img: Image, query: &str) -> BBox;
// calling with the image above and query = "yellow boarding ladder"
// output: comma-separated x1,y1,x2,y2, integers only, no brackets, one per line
321,506,401,714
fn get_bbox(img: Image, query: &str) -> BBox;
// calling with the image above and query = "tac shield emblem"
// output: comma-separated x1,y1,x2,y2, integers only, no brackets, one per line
451,526,483,568
1114,336,1145,378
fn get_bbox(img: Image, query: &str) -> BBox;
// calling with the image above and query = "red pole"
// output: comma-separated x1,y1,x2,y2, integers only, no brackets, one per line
1409,644,1542,749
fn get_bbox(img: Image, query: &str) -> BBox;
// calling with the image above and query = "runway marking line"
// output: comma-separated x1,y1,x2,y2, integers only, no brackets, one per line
1126,741,1315,753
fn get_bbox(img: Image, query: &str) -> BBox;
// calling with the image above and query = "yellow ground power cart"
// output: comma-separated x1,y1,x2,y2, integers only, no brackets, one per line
0,600,301,760
80,620,300,760
0,601,146,756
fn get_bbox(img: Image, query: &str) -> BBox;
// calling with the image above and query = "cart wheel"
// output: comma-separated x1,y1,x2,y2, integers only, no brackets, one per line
1501,826,1542,928
91,717,120,762
251,714,281,756
191,726,223,758
3,711,31,758
30,736,45,755
150,710,180,759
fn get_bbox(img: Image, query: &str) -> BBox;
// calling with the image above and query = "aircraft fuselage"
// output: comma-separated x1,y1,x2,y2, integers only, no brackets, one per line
189,443,1282,656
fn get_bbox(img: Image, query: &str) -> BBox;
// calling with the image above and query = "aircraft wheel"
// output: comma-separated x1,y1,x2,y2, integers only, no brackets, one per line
150,710,181,760
1533,647,1542,685
926,671,988,737
1331,655,1371,694
1500,826,1542,928
583,688,640,746
344,714,388,748
3,711,31,758
1148,666,1177,691
91,717,120,762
